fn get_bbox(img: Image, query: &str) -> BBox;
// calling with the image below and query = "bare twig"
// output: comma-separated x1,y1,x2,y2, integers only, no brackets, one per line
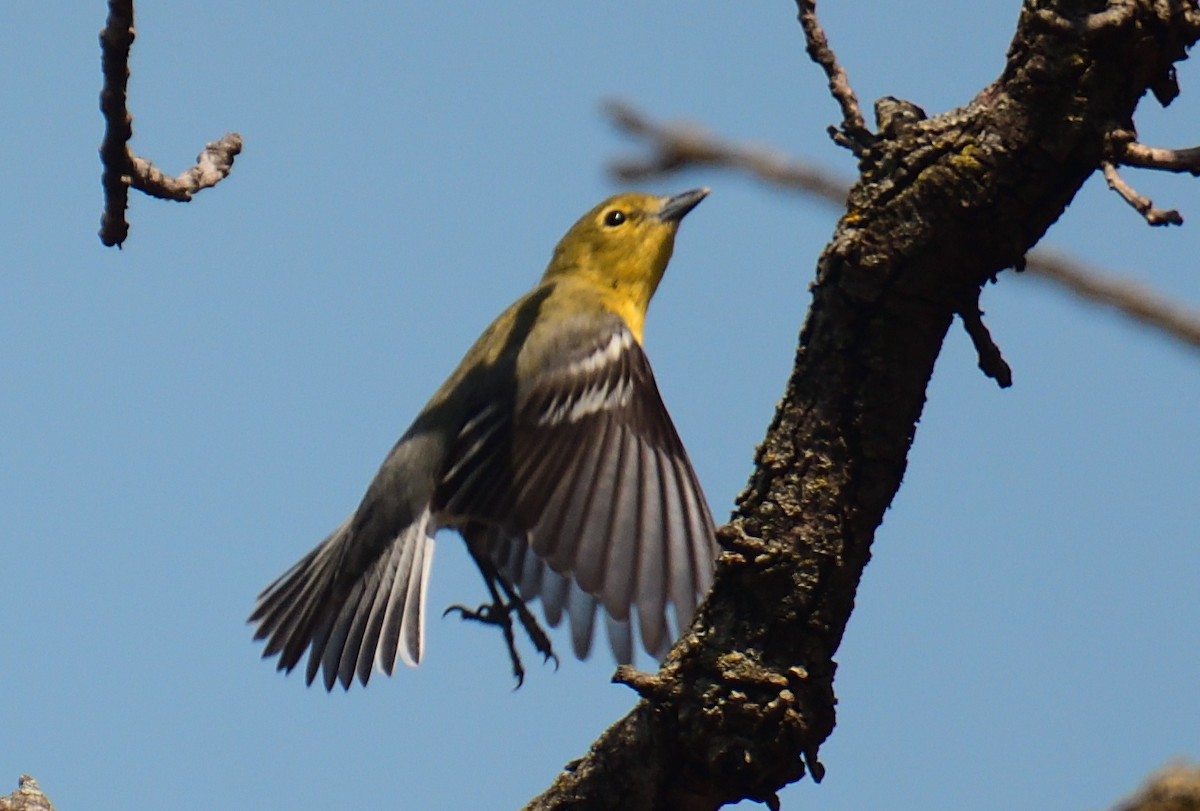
1122,142,1200,174
1102,161,1183,226
1024,251,1200,350
612,665,677,702
97,0,242,247
98,0,135,247
605,102,1200,352
794,0,875,154
129,134,243,201
605,101,848,202
1109,128,1200,176
958,303,1013,388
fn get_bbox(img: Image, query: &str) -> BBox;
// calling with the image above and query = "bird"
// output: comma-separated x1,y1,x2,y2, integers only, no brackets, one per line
249,188,718,689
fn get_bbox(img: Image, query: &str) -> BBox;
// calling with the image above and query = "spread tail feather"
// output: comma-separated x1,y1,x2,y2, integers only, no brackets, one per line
250,512,435,690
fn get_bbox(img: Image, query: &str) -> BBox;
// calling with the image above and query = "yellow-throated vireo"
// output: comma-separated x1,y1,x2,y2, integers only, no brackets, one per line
250,188,717,689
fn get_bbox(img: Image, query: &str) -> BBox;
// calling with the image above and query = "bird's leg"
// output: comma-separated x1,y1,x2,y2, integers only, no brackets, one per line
493,570,559,671
444,559,527,687
444,543,558,686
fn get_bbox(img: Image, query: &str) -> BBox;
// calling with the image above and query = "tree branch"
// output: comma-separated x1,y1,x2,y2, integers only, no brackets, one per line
958,298,1014,388
527,0,1200,806
98,0,135,248
1108,126,1200,175
1102,160,1184,225
1121,141,1200,174
794,0,874,154
1023,250,1200,349
604,101,848,202
128,134,244,202
97,0,242,248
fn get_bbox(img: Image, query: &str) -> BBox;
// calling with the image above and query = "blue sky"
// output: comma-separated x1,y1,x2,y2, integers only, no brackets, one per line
3,2,1197,809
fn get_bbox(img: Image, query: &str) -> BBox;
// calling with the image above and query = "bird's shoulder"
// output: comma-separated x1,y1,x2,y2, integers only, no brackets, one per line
503,282,659,428
519,284,633,373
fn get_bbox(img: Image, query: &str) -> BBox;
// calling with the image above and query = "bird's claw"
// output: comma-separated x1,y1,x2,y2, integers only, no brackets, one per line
443,602,503,625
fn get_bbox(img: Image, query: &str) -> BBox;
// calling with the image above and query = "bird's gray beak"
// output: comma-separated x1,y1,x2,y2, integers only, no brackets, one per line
657,188,710,223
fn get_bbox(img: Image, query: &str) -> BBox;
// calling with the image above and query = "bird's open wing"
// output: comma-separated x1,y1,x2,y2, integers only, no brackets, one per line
437,313,717,659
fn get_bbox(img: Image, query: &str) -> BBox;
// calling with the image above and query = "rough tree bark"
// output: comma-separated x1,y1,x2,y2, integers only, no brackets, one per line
524,1,1200,809
0,777,55,811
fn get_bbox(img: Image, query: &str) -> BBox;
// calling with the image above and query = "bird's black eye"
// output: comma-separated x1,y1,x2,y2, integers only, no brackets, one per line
603,209,627,227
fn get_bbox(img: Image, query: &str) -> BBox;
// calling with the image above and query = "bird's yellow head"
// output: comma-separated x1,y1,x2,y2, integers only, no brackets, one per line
542,189,708,342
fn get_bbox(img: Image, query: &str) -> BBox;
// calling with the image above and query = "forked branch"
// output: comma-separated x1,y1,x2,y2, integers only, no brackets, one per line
97,0,242,247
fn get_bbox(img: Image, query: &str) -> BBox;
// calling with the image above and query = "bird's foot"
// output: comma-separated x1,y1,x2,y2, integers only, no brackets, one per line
444,596,558,687
443,602,504,625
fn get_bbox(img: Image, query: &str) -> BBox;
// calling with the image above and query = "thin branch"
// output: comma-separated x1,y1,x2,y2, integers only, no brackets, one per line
129,134,243,202
1102,161,1184,226
97,0,242,247
613,665,676,702
958,302,1013,388
604,101,848,203
1108,128,1200,176
1122,141,1200,174
604,102,1200,352
1023,250,1200,350
794,0,874,154
98,0,135,247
